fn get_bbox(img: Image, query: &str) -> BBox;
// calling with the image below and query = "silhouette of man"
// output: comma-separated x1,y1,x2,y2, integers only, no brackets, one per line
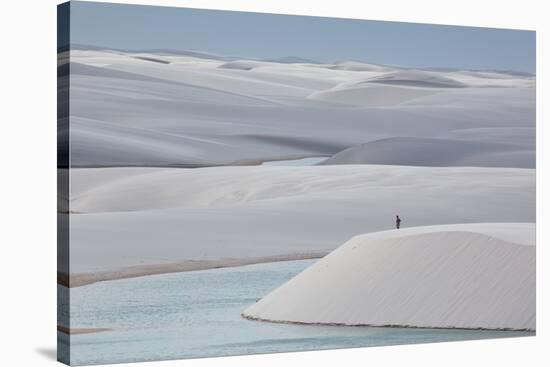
396,215,401,229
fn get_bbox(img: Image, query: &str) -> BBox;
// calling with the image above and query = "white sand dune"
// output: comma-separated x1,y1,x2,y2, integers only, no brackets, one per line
324,61,390,72
243,223,535,331
445,127,535,146
306,69,534,107
218,60,272,70
321,137,534,168
308,84,440,107
262,56,320,64
62,48,536,294
365,70,467,88
62,49,535,167
67,165,534,277
70,165,534,213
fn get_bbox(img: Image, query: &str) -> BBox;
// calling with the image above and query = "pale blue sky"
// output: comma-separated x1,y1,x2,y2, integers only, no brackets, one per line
69,1,536,72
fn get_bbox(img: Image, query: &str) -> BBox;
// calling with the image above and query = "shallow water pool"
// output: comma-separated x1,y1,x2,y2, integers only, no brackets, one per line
63,259,533,365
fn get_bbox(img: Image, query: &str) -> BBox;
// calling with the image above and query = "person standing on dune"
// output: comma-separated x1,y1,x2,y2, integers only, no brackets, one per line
396,215,402,229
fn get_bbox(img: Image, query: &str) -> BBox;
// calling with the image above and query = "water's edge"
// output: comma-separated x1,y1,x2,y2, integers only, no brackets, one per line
63,251,329,288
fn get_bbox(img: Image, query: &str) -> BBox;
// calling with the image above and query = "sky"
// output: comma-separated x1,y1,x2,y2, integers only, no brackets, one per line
69,1,536,72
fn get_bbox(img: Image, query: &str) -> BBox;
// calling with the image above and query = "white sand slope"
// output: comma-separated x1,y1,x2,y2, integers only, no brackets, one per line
307,84,441,107
323,61,390,72
62,48,535,167
321,137,534,168
67,165,534,277
243,223,535,331
218,60,274,70
70,165,534,214
365,70,467,88
61,48,536,291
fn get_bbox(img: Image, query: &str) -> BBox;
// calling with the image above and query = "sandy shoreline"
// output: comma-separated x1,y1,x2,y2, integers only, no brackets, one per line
241,314,535,332
59,252,328,288
57,325,112,335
